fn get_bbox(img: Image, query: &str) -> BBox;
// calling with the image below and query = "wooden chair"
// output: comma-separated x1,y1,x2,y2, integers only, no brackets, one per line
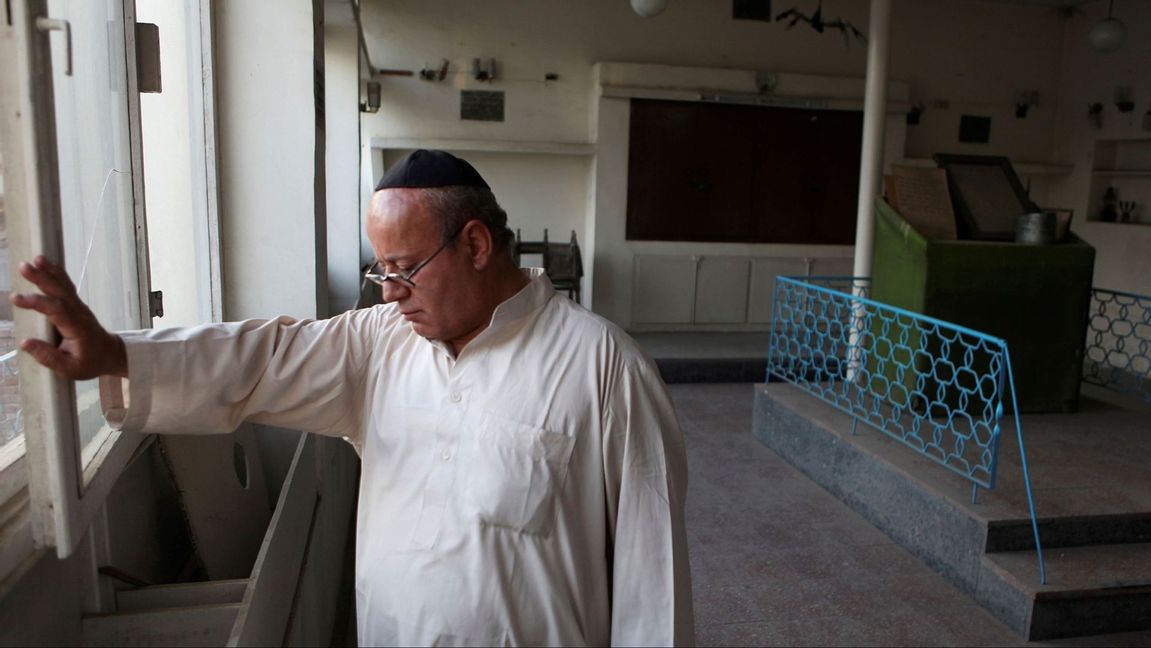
513,229,583,304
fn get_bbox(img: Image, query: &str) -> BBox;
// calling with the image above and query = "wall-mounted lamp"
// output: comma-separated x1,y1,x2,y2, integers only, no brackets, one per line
360,81,381,113
472,58,497,82
1114,86,1135,113
1088,102,1104,130
419,59,450,82
1015,90,1039,118
630,0,669,18
1087,0,1125,52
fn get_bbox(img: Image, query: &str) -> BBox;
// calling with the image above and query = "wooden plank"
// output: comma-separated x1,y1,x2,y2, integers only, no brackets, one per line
116,579,248,612
82,603,239,647
227,434,317,647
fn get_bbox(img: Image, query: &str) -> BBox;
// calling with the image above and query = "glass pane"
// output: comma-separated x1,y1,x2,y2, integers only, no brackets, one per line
47,0,141,466
0,149,25,452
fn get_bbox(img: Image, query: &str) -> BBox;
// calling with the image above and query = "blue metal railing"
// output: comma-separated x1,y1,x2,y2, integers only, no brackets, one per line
1083,287,1151,406
767,276,1045,583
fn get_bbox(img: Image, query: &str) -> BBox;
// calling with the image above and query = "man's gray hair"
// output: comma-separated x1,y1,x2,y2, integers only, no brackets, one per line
420,186,514,253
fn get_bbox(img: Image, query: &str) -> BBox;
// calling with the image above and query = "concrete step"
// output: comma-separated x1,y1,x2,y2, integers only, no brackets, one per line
984,544,1151,639
115,579,248,612
752,382,1151,641
655,357,767,383
987,513,1151,552
82,603,239,647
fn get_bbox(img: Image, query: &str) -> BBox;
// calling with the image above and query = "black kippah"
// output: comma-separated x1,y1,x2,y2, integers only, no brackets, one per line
374,149,490,191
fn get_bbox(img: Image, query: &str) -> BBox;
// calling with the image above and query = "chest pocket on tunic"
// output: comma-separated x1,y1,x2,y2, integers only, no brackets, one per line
464,410,575,536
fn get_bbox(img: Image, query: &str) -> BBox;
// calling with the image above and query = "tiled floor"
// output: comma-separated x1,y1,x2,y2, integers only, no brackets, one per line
671,383,1151,646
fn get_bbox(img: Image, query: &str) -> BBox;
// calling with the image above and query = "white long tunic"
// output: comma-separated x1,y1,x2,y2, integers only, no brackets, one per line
101,270,694,646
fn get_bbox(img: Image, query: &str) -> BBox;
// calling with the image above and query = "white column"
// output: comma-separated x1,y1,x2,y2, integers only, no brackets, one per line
852,0,893,280
847,0,893,383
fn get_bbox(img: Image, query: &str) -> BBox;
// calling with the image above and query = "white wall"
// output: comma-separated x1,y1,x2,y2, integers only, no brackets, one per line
891,0,1063,162
325,26,363,315
215,1,322,320
1049,0,1151,296
358,0,1081,327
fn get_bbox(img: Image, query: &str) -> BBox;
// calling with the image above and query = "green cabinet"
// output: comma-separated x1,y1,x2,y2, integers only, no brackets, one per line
871,199,1095,413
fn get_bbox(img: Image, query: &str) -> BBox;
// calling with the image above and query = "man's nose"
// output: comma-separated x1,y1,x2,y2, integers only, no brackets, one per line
380,280,410,304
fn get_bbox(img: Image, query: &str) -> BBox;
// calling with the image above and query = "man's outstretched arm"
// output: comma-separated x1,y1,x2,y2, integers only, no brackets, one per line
8,255,128,379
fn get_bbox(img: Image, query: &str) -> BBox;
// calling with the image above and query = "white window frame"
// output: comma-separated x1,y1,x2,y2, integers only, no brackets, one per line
0,0,153,567
190,0,224,324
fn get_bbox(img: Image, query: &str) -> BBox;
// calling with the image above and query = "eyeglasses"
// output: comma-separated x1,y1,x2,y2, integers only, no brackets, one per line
364,224,465,289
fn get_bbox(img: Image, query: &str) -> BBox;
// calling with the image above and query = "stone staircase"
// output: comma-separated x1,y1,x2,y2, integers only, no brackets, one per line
753,382,1151,640
82,580,247,647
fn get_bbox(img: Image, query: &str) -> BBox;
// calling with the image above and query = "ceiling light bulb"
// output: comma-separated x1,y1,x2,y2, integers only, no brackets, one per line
630,0,668,18
1087,16,1125,52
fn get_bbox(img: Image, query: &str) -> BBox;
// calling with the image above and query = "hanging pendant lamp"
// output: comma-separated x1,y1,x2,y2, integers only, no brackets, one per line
1087,0,1126,52
630,0,669,18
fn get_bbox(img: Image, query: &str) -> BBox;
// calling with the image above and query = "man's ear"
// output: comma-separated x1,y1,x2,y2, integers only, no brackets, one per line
461,219,494,270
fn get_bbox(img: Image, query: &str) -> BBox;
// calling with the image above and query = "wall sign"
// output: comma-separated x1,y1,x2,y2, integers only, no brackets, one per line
958,114,991,143
461,90,505,122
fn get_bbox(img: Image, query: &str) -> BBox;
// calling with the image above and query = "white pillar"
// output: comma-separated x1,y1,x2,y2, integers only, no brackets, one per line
847,0,893,383
852,0,893,280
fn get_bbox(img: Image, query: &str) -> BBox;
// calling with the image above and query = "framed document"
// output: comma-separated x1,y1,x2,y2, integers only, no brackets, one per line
933,154,1037,241
884,165,958,240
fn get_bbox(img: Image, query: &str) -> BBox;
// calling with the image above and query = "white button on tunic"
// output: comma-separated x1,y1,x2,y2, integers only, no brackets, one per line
101,269,694,646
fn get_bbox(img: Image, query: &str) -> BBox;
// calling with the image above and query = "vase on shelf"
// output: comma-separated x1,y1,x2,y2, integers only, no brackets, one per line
1100,186,1119,222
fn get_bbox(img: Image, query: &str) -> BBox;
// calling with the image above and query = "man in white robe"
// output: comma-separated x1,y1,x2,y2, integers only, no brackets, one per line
11,150,694,646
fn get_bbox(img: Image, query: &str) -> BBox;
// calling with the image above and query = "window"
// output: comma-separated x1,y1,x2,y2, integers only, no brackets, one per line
1,150,25,471
0,147,34,591
0,0,153,567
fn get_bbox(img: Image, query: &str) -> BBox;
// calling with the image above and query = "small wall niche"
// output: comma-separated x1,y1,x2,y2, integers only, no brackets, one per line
1088,139,1151,225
